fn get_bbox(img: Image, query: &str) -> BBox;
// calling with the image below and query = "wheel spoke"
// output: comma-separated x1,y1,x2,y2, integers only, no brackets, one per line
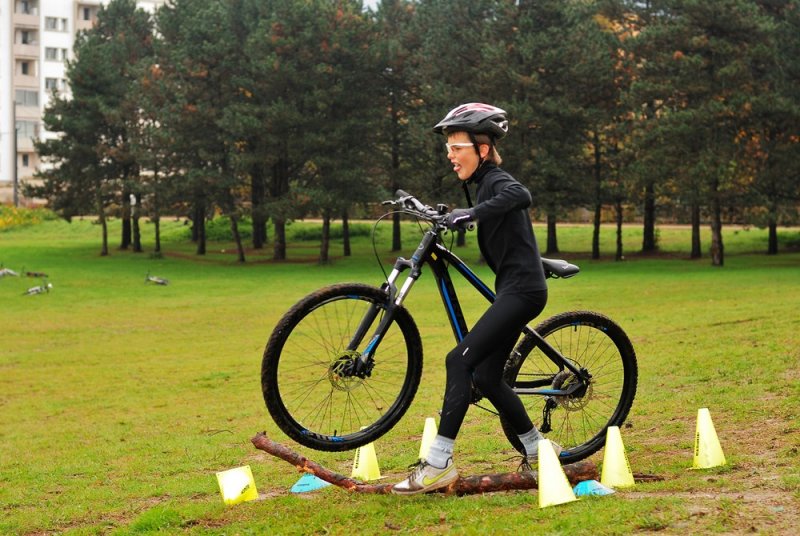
502,312,636,463
264,285,421,450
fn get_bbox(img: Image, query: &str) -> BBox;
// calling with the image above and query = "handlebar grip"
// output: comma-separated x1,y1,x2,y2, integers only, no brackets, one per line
395,189,410,198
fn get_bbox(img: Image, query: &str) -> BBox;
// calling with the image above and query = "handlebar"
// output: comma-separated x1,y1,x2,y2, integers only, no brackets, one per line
383,190,475,232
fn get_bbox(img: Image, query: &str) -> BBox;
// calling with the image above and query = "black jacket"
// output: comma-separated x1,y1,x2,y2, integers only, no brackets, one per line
470,164,547,295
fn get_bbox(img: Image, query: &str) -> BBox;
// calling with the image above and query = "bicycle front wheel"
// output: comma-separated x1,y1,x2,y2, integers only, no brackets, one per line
501,311,638,464
262,283,423,451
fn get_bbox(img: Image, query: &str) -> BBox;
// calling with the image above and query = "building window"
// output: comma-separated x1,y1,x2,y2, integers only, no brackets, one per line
61,48,69,61
16,120,40,140
20,61,31,75
15,89,39,107
45,47,58,60
45,17,68,31
22,154,31,168
83,7,91,21
19,1,36,15
45,77,58,90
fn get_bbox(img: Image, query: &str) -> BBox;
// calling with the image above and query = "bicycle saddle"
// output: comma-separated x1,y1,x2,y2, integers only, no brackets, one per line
541,258,580,279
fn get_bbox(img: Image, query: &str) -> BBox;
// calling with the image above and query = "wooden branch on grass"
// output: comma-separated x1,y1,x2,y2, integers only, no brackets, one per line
251,431,598,495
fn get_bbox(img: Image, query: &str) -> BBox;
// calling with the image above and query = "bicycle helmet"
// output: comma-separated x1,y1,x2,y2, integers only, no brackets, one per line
433,103,509,140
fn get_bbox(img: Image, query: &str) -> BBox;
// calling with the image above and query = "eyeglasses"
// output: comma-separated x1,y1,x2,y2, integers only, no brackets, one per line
445,142,474,153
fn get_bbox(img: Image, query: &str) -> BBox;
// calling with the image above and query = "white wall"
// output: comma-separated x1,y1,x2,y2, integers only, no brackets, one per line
1,4,14,187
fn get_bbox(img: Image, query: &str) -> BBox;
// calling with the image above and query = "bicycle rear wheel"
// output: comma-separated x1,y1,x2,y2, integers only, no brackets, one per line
262,283,423,451
501,311,637,464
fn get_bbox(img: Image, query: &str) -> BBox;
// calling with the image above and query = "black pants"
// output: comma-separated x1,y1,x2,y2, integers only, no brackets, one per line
438,290,547,439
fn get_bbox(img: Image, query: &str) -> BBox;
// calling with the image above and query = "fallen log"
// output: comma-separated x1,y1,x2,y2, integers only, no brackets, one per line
251,431,598,495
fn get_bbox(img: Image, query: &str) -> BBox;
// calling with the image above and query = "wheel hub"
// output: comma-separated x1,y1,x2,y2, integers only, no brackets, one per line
328,351,365,392
551,368,593,411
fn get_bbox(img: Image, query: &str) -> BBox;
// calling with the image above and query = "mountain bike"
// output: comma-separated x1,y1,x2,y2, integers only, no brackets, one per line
261,191,638,464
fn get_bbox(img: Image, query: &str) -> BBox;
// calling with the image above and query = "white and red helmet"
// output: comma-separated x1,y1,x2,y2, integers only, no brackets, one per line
433,103,509,139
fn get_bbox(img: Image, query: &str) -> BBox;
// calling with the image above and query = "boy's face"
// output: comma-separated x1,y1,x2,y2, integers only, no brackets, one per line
446,132,488,181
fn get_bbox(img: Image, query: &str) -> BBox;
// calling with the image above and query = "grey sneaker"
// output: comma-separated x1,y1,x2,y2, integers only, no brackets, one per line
391,458,458,495
517,441,564,472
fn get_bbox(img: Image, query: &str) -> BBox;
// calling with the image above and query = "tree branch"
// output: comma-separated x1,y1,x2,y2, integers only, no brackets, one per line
251,431,599,495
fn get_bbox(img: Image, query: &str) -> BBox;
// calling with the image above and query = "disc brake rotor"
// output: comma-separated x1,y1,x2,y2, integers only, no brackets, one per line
551,368,593,411
328,351,364,392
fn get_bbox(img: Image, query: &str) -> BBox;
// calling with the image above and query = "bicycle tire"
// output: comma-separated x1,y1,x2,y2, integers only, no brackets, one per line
262,283,423,451
501,311,637,464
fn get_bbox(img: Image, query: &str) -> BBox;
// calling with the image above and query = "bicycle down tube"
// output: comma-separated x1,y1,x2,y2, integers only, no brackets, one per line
355,229,590,392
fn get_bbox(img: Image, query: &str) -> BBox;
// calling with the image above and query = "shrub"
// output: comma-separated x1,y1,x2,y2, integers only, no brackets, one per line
0,206,59,231
289,223,373,241
181,216,253,242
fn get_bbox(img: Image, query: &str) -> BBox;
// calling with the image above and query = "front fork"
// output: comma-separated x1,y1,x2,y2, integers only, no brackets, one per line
345,232,434,377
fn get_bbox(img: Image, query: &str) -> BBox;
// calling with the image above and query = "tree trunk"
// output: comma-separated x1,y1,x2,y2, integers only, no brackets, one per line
271,154,290,261
342,209,351,257
132,193,142,253
767,219,778,255
231,214,246,263
709,181,723,267
390,90,402,252
642,180,657,253
591,131,602,260
251,162,267,249
274,218,287,261
191,203,201,242
592,203,601,260
615,200,623,261
456,228,466,247
392,213,402,252
194,201,206,255
251,432,601,495
154,217,161,254
546,211,559,255
320,211,331,264
690,203,701,259
120,191,131,250
98,193,108,257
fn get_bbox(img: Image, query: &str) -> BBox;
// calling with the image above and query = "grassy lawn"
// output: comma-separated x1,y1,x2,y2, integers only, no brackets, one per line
1,217,799,534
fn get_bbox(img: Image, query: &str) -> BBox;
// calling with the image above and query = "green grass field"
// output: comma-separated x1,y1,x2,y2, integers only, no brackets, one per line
1,217,799,534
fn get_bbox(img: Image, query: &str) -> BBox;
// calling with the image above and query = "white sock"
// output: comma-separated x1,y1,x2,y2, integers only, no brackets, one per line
425,435,454,468
518,427,543,458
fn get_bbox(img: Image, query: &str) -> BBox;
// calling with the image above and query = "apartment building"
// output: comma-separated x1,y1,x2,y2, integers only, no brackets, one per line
0,0,164,206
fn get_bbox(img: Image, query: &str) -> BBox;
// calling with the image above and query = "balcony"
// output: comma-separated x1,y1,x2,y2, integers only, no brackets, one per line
75,18,95,32
14,43,39,58
13,12,39,27
16,137,35,152
15,74,38,87
16,105,40,120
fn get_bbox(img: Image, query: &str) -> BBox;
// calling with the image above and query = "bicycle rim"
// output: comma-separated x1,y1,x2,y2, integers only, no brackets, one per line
503,311,637,463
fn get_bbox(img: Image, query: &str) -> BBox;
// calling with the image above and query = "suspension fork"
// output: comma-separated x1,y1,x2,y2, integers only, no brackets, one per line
348,230,436,373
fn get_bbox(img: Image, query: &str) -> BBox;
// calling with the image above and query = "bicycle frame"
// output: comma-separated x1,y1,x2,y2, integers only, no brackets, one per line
351,225,591,396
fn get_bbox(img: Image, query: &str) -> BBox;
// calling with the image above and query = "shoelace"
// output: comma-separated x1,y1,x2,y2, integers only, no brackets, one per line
406,460,429,479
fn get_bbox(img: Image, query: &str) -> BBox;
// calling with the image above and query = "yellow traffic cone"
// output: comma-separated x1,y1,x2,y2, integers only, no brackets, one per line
351,441,382,481
601,426,635,488
418,417,438,461
216,465,259,505
693,408,727,469
538,439,578,508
